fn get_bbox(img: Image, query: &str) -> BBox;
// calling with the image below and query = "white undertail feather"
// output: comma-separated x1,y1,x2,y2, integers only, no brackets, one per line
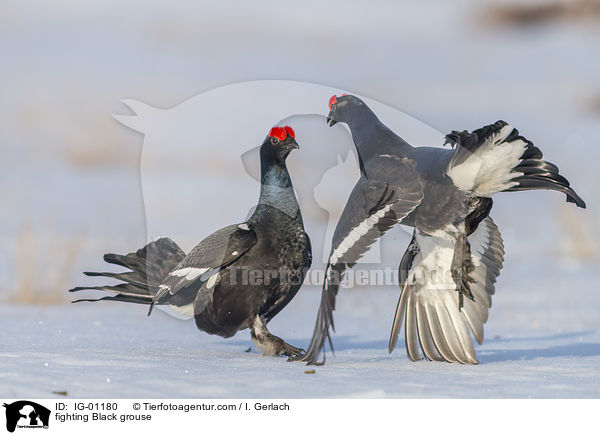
408,233,454,290
168,302,194,317
447,124,526,197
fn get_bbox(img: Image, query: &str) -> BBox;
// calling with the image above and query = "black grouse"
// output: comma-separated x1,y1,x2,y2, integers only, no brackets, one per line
294,95,585,364
70,126,312,357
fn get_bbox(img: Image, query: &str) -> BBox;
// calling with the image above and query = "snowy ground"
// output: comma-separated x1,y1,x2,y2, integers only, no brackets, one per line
3,280,600,398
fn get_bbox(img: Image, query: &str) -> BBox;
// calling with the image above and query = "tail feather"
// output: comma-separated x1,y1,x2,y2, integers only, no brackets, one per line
446,121,586,209
517,158,559,173
72,294,153,305
103,252,146,271
69,283,152,297
505,159,586,208
82,271,148,288
68,237,185,304
516,162,569,183
497,124,586,208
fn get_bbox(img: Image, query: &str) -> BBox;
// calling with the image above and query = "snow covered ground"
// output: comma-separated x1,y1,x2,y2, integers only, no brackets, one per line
3,278,600,398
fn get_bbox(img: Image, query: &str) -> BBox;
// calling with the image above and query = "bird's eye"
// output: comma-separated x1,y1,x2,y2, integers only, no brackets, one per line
271,137,279,144
331,104,336,112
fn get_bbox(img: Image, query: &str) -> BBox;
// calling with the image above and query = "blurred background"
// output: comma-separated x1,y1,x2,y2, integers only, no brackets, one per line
1,0,599,324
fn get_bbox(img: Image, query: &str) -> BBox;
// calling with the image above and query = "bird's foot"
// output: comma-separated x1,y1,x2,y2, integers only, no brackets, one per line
451,236,476,310
250,315,304,358
252,333,305,358
275,340,305,358
288,351,325,365
451,259,475,310
456,283,475,310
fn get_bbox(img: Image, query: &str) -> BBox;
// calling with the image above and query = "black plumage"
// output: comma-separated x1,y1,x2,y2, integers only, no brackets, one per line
294,95,585,365
70,126,312,357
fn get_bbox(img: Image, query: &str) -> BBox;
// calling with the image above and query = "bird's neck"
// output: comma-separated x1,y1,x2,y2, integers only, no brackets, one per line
345,105,413,173
254,155,301,220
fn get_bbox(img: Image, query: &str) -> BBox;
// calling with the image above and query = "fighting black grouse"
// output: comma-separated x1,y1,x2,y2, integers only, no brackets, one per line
70,126,312,357
294,95,585,364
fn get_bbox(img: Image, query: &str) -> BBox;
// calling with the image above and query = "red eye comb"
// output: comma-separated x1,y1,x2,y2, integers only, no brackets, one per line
328,95,337,110
329,94,347,110
268,126,294,141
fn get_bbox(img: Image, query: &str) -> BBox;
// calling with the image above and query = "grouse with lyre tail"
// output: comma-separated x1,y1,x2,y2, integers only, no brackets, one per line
70,126,312,357
293,94,585,365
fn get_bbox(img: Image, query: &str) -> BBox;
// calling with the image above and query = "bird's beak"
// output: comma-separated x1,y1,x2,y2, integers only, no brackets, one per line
290,139,299,150
326,111,337,127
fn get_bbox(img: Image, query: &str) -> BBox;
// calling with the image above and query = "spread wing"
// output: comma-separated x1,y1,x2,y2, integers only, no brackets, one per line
389,217,504,364
294,155,424,364
149,223,257,315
